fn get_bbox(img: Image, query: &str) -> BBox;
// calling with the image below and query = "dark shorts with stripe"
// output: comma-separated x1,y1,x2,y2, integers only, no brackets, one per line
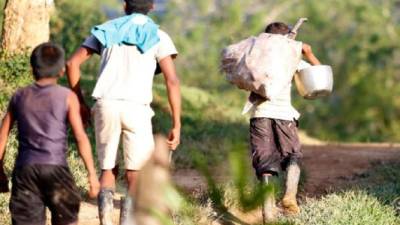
249,118,302,179
10,164,81,225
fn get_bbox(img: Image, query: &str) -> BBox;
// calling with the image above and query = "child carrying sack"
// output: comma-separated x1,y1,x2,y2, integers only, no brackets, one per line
221,33,303,100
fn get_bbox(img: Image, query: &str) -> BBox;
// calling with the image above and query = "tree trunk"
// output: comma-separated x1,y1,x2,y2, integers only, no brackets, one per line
1,0,53,54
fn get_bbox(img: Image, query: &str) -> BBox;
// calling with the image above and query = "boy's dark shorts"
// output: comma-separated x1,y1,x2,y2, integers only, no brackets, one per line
10,164,81,225
250,118,302,179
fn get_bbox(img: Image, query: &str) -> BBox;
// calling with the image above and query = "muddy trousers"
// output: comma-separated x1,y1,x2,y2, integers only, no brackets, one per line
249,118,302,179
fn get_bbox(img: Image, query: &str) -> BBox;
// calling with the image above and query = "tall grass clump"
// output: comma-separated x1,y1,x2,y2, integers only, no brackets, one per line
291,190,400,225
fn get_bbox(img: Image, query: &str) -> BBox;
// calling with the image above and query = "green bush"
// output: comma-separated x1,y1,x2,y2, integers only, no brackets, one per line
0,52,32,112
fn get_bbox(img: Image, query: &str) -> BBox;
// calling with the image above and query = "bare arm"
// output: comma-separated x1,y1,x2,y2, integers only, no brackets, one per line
159,56,181,150
66,47,94,126
0,110,13,162
0,107,14,193
66,47,94,103
302,43,321,65
67,92,99,198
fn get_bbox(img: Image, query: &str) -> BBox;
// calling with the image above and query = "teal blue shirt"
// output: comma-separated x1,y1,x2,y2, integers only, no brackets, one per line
91,14,160,53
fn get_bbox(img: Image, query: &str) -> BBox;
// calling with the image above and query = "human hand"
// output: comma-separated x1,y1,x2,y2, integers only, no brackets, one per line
302,43,321,65
87,174,100,199
167,128,180,150
0,166,9,193
302,43,313,56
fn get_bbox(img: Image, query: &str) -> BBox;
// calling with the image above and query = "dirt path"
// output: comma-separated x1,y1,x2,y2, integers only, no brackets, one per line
173,144,400,196
301,144,400,196
75,144,400,225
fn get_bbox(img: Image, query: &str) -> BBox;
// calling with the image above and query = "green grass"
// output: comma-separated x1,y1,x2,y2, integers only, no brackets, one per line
291,190,400,225
1,56,399,224
1,76,400,224
0,56,250,224
152,81,249,167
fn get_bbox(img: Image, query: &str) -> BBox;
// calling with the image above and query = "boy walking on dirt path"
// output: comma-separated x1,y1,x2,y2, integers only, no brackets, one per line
66,0,181,224
247,22,321,222
0,42,100,225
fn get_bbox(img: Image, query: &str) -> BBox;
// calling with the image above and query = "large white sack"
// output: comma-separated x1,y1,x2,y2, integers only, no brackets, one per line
221,33,302,99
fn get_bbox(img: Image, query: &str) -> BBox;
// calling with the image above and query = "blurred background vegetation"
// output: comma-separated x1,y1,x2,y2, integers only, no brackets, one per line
45,0,400,167
157,0,400,143
2,0,398,142
0,0,399,224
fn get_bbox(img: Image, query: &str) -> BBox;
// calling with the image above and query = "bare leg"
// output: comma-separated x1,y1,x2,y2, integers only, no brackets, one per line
125,170,138,195
282,161,301,215
100,169,117,189
261,174,278,224
99,169,116,225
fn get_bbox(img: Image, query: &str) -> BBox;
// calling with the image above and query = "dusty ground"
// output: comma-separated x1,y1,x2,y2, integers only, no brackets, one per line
74,144,400,225
301,144,400,196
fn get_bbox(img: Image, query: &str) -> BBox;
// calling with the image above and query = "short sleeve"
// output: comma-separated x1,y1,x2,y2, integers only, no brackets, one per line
156,30,178,62
82,35,103,54
297,60,312,71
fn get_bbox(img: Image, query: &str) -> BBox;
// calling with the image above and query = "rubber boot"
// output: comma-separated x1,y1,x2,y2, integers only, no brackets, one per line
261,175,278,224
98,189,114,225
282,161,301,215
120,196,136,225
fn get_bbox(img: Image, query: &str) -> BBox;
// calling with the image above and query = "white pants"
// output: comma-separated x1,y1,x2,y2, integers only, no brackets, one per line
93,99,155,170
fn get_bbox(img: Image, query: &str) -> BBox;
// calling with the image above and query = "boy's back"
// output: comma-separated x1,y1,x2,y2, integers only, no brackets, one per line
11,83,71,167
84,27,177,104
0,42,99,225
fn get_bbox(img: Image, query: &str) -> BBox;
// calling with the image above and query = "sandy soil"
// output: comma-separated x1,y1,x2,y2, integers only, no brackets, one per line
74,144,400,225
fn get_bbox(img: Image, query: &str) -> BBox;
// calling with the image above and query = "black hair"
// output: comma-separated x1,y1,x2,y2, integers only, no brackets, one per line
264,22,290,35
124,0,154,15
30,42,65,80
